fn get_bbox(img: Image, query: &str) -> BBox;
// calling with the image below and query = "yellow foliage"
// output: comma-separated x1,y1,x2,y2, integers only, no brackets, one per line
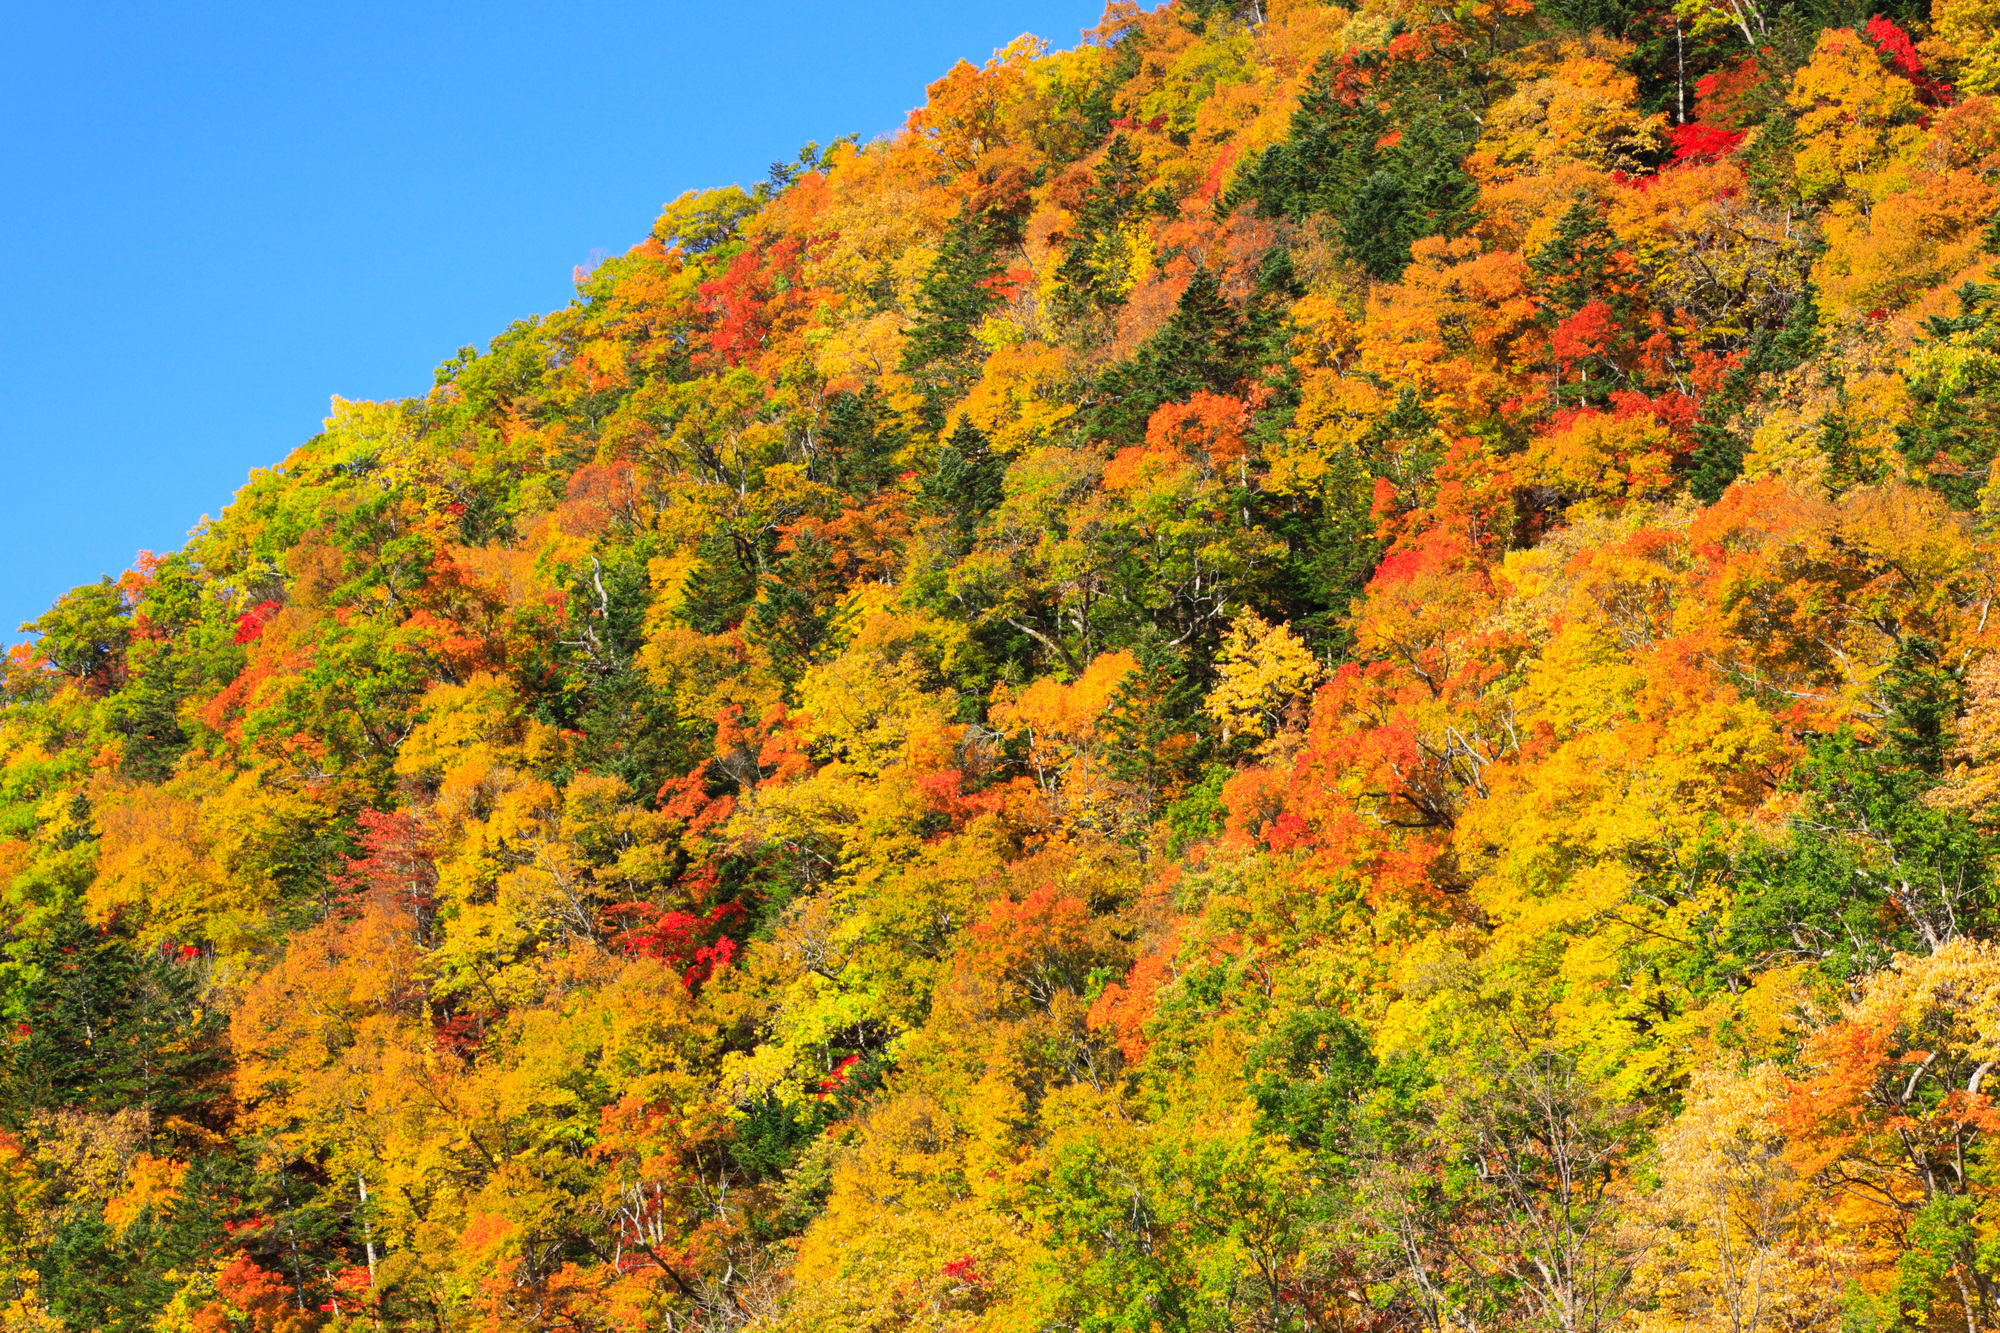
1788,28,1927,204
1204,610,1323,750
796,588,965,775
1524,410,1678,508
101,1153,186,1234
1626,1063,1849,1333
954,341,1078,454
784,1092,1023,1333
989,651,1140,837
1472,36,1666,182
394,671,527,784
1935,0,2000,95
1934,653,2000,819
88,763,332,957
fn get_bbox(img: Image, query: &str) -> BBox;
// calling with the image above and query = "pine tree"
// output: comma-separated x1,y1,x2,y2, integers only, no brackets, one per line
1055,134,1148,319
901,213,1005,433
1232,44,1480,279
1527,200,1624,319
815,385,906,495
1343,170,1415,281
3,913,228,1129
1089,269,1253,445
919,415,1006,549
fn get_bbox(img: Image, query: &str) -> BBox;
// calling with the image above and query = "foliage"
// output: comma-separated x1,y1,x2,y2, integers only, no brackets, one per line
7,0,2000,1328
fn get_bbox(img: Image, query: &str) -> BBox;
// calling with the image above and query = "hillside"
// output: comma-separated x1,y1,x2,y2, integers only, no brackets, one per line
4,0,2000,1328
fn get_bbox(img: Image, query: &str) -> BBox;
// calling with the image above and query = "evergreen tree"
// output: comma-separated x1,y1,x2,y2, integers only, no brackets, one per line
1055,134,1149,319
814,385,906,496
1898,282,2000,508
1234,44,1481,280
919,415,1006,549
1527,200,1626,319
3,913,228,1130
1089,270,1253,445
1685,281,1821,502
901,213,1005,433
746,526,841,688
1730,638,1993,980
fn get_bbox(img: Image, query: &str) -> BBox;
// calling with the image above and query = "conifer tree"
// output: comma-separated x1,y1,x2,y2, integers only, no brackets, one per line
1055,133,1148,319
901,212,1005,433
919,414,1005,548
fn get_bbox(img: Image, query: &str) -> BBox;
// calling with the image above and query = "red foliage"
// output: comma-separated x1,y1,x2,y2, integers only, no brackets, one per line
1693,55,1769,128
958,884,1101,1011
433,1008,495,1056
1866,15,1952,105
554,460,641,538
1550,300,1622,366
815,1053,861,1094
232,600,281,645
940,1254,988,1285
207,1256,310,1333
697,237,808,370
606,900,748,991
330,808,437,918
1087,944,1177,1061
1666,122,1748,162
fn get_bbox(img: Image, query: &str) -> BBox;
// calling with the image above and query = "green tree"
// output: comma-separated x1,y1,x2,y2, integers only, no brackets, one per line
902,212,1006,433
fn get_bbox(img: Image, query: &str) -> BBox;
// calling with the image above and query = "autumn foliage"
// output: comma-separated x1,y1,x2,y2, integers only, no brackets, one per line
4,0,2000,1328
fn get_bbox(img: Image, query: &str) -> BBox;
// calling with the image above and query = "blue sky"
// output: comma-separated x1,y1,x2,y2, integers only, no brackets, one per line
0,0,1106,635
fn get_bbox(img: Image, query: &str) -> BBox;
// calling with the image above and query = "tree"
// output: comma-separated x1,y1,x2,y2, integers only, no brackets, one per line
901,212,1006,433
21,577,131,693
1053,133,1151,319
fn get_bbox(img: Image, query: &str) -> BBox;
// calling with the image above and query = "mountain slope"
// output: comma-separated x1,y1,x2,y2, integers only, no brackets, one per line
5,0,2000,1329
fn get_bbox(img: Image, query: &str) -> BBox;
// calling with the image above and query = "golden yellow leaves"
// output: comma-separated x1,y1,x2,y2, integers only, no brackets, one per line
1626,1062,1849,1333
0,1131,56,1333
1740,362,1909,492
785,1091,1024,1333
1937,0,2000,96
1526,410,1679,510
1204,610,1323,752
1610,159,1811,346
989,651,1141,840
910,57,1029,175
395,673,528,788
89,764,343,958
954,341,1078,455
100,1153,186,1234
1932,655,2000,821
1472,35,1666,184
795,588,965,777
1789,27,1927,204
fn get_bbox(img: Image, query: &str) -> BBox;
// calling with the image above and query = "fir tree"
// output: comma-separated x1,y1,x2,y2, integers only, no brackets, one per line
1055,134,1148,319
919,415,1006,549
901,212,1005,433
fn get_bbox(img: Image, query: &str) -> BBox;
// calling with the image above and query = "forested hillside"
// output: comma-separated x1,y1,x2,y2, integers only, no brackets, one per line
6,0,2000,1327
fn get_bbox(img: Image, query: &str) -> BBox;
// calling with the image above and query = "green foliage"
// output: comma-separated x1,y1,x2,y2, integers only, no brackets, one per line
2,913,229,1130
1234,44,1481,279
38,1155,238,1333
1090,270,1253,444
1244,1010,1376,1155
1899,282,2000,507
902,212,1006,433
1687,280,1823,502
23,578,131,689
919,415,1006,549
1731,643,1995,979
1055,135,1153,319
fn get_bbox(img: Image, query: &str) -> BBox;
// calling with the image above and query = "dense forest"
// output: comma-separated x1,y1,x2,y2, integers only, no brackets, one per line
5,0,2000,1327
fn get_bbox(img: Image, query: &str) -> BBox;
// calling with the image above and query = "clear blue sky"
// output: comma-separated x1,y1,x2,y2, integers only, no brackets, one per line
0,0,1106,635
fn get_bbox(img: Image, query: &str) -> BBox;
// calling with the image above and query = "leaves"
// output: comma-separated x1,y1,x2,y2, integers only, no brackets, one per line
6,4,2000,1329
